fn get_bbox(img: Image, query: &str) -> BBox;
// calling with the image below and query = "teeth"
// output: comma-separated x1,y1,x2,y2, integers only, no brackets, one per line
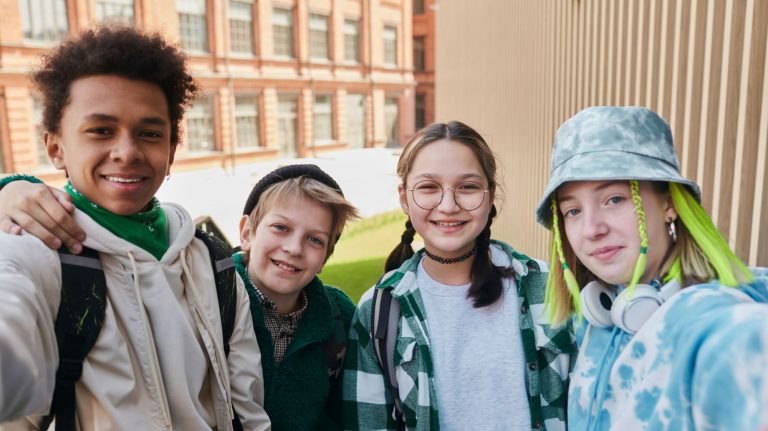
435,221,464,227
106,176,141,183
273,260,300,272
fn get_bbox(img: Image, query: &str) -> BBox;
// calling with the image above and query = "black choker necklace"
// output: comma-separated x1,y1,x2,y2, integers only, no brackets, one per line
424,247,476,264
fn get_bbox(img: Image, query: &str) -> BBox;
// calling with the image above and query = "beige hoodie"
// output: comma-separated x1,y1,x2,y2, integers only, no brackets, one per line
0,203,270,430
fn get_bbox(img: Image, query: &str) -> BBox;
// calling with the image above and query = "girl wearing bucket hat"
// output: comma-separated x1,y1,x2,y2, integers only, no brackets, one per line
537,106,768,430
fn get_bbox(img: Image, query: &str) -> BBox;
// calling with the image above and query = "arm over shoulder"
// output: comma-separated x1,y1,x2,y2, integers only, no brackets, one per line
0,233,62,421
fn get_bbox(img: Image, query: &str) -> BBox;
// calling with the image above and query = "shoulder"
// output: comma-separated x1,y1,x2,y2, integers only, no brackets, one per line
322,284,357,322
0,232,59,274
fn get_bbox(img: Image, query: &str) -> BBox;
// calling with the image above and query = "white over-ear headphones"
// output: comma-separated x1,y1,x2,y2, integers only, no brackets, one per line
580,279,681,334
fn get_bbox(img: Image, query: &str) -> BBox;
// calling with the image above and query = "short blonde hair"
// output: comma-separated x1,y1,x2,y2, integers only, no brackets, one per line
248,176,360,259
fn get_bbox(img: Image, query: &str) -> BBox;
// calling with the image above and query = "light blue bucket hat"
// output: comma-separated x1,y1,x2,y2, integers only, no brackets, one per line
536,106,701,228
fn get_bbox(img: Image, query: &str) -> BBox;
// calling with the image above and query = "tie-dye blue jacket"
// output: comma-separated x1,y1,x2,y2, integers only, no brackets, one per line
569,267,768,431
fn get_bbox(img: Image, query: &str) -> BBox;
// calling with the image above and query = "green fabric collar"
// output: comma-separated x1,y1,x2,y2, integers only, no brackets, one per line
65,182,169,260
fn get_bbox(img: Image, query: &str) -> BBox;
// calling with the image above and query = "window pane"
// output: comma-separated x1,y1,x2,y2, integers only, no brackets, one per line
385,97,399,147
96,0,134,24
415,94,426,130
413,0,425,15
21,0,69,42
413,36,425,72
276,94,298,157
344,19,360,63
186,96,215,152
313,94,333,143
235,95,260,149
345,94,365,149
383,26,397,66
178,0,208,52
32,96,51,167
229,1,254,54
309,14,329,60
273,8,294,57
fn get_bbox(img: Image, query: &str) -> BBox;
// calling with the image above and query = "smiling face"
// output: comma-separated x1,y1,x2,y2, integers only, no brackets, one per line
239,197,332,312
557,180,677,285
45,75,174,215
399,139,493,259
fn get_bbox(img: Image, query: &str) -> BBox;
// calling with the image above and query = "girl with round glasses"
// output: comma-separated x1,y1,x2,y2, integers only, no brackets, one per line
343,121,575,431
538,106,768,430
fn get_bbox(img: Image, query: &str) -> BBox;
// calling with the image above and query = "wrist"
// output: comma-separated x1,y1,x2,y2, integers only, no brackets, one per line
0,174,44,191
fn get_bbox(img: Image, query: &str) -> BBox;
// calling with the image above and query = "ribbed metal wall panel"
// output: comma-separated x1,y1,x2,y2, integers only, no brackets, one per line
436,0,768,266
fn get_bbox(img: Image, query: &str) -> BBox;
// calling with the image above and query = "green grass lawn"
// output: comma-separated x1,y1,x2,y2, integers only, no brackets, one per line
321,210,417,303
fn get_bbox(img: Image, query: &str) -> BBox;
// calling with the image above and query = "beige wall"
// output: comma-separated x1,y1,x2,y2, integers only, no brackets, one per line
436,0,768,266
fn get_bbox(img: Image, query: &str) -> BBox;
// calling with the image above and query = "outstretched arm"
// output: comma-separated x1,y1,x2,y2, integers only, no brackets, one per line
0,233,61,421
0,178,85,253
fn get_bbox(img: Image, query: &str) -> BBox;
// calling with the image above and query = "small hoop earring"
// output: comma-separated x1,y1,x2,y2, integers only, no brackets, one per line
166,174,171,181
667,219,678,242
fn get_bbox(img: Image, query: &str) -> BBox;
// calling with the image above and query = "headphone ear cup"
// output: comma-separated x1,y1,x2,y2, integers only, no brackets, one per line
580,280,615,328
611,284,663,334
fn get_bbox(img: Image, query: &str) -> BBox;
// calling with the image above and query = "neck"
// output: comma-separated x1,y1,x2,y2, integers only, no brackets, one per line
422,253,474,285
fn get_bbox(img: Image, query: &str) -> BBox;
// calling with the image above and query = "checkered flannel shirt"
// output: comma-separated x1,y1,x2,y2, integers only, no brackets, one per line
342,241,576,431
249,285,308,363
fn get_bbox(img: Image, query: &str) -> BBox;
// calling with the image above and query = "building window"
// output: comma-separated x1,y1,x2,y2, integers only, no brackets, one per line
229,0,254,54
385,97,399,147
313,94,333,144
413,36,425,72
234,95,260,149
414,0,425,15
383,26,398,67
96,0,135,24
20,0,68,43
344,19,360,63
273,8,294,58
309,14,330,60
178,0,208,52
185,96,215,153
32,96,51,168
277,94,299,158
345,94,365,149
415,94,426,130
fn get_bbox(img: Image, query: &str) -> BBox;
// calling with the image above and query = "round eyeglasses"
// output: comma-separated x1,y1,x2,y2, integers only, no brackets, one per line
407,180,490,211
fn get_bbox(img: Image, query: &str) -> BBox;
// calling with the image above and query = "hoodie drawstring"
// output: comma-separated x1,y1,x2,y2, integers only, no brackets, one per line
127,250,172,428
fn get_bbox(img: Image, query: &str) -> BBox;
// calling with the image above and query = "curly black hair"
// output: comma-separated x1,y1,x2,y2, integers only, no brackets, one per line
31,25,199,146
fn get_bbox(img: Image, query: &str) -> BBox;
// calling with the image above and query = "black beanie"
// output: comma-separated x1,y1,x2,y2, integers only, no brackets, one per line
242,164,344,215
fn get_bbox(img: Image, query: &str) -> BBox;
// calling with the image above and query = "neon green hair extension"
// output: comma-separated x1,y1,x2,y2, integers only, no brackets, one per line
669,183,753,286
663,256,682,284
626,180,649,296
545,195,583,320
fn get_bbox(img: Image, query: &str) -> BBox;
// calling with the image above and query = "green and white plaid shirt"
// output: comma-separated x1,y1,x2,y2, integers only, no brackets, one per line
342,241,576,431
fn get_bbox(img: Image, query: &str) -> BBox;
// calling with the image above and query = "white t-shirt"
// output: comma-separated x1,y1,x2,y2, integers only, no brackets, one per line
417,247,531,431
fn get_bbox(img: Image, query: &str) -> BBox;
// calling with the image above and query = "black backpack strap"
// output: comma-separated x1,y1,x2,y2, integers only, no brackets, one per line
323,292,348,382
371,284,404,430
193,229,242,431
40,247,107,431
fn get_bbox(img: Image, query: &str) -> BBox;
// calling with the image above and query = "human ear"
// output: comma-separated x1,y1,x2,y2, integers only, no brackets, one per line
398,184,409,215
239,215,253,252
663,193,678,223
45,133,66,171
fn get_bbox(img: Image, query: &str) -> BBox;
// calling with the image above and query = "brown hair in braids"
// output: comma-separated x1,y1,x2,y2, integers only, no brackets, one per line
385,121,511,307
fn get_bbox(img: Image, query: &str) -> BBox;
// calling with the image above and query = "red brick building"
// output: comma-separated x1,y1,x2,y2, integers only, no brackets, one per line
0,0,419,179
412,0,434,131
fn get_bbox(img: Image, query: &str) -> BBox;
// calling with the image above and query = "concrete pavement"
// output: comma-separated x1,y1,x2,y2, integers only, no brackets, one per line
156,148,403,245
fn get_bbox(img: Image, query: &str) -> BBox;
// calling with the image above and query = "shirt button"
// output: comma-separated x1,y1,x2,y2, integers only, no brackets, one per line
533,421,542,429
528,362,537,371
520,304,528,314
